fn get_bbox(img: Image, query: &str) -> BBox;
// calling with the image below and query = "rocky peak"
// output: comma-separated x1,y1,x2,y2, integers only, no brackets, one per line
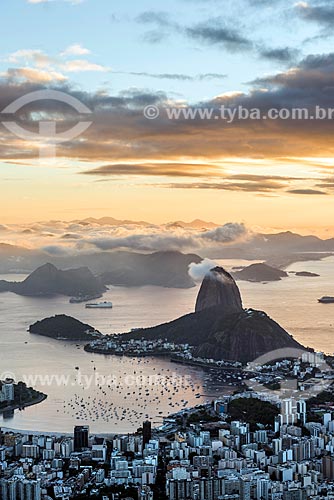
195,266,243,314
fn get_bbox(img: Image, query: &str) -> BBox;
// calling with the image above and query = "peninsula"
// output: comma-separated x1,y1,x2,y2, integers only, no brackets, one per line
0,381,47,415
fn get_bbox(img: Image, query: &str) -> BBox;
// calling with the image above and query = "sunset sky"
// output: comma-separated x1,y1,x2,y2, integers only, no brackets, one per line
1,0,333,234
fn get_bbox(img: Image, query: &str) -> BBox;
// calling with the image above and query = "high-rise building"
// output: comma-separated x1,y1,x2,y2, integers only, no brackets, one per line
257,478,270,500
74,425,89,451
297,400,307,425
322,455,334,480
240,478,251,500
0,477,41,500
142,421,152,447
280,399,296,425
0,379,15,403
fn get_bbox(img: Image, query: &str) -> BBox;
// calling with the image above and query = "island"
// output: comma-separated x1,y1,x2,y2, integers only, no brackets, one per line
232,263,288,282
0,380,47,415
29,314,102,341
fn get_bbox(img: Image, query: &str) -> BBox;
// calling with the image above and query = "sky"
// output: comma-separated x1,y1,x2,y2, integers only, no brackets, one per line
0,0,333,235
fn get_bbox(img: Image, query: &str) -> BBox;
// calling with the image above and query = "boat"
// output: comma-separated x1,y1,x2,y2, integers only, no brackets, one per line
318,296,334,304
85,301,113,309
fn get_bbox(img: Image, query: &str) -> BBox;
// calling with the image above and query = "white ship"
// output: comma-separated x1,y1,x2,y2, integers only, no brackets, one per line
85,301,113,309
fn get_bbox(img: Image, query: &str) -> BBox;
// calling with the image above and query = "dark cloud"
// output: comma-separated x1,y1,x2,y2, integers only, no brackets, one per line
82,163,218,178
251,53,334,95
186,20,253,52
162,181,288,193
136,11,174,28
199,73,228,80
141,31,164,43
116,89,168,107
287,189,328,195
162,181,330,195
114,71,227,81
136,11,252,52
259,47,299,63
296,2,334,27
82,168,318,195
229,174,305,182
315,176,334,189
136,11,178,43
125,72,194,81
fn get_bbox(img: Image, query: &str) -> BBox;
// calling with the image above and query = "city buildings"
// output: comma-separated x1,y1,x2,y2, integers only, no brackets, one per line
0,388,334,499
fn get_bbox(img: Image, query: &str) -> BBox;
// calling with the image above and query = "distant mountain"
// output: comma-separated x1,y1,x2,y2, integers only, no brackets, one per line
233,263,288,282
203,231,334,262
259,231,334,252
0,263,106,297
99,251,201,288
122,267,306,363
72,216,219,229
0,246,201,288
29,315,101,341
166,219,219,229
0,228,333,277
73,216,152,226
0,243,45,274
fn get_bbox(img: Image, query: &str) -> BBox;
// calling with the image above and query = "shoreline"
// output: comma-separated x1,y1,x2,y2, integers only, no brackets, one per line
84,344,174,357
0,392,47,415
0,426,122,438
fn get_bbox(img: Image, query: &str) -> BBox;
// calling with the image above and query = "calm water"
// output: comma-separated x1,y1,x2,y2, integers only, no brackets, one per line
0,257,333,434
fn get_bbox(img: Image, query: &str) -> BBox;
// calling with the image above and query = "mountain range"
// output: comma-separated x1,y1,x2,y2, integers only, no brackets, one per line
0,250,202,295
0,222,333,293
72,217,218,229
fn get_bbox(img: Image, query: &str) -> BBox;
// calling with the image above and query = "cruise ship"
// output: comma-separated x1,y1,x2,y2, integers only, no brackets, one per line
318,296,334,304
85,301,113,309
